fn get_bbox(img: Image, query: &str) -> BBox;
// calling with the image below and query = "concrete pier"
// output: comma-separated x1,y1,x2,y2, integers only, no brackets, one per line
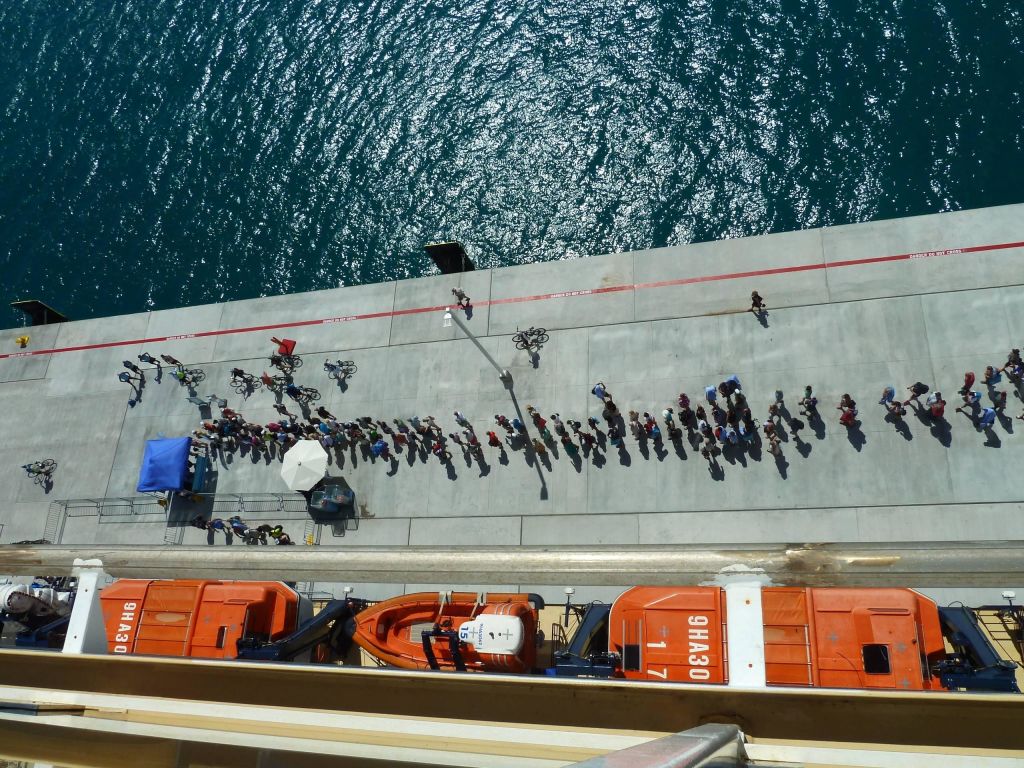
1,203,1022,603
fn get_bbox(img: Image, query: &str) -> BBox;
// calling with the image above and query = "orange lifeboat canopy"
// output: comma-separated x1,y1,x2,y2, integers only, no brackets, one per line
101,579,301,659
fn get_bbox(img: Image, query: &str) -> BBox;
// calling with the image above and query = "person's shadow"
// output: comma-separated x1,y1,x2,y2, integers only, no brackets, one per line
671,434,687,461
616,443,631,466
774,451,789,478
652,436,668,461
708,459,725,481
884,412,913,441
793,437,812,458
845,421,867,451
807,412,826,440
755,309,769,328
444,459,458,481
929,417,953,447
637,437,650,461
982,426,1001,448
996,410,1014,433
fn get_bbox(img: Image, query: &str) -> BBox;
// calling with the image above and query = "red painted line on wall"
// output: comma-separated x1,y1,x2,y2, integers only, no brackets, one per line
2,239,1020,361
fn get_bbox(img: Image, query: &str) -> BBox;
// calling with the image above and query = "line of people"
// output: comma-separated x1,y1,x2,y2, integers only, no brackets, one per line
188,514,294,545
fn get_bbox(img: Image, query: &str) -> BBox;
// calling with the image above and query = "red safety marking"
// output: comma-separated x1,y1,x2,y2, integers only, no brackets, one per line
1,239,1020,361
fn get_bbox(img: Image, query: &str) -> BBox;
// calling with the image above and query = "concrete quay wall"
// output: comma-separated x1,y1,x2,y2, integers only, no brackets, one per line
1,203,1022,602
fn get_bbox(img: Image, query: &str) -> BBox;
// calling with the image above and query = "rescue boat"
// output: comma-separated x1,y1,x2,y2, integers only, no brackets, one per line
349,591,543,673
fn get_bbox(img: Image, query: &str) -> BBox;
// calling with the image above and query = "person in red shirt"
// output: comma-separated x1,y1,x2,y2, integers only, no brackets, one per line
959,371,975,396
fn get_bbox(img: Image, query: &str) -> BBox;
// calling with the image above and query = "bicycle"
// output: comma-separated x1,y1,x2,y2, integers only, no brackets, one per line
324,359,358,380
285,384,321,404
174,366,206,387
229,370,262,396
260,372,291,393
22,459,57,486
269,354,303,375
513,326,549,351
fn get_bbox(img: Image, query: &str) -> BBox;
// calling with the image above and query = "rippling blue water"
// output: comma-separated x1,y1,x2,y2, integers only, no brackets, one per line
2,1,1022,326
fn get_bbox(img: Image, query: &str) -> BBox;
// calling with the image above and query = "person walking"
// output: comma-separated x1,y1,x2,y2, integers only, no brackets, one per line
451,287,471,308
453,410,469,427
992,390,1008,412
550,414,566,436
999,348,1022,373
561,434,580,458
750,291,766,314
160,354,183,367
511,417,525,433
959,371,976,396
798,385,818,417
628,410,642,439
904,382,930,406
879,386,895,406
704,384,718,405
495,414,512,432
608,425,623,448
977,407,997,429
956,390,982,413
981,365,1001,386
532,438,547,455
431,441,452,462
208,518,229,539
926,392,946,420
486,431,502,448
837,394,858,427
587,416,603,434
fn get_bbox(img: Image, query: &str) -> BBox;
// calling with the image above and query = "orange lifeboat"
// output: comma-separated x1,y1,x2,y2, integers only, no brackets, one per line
350,591,542,673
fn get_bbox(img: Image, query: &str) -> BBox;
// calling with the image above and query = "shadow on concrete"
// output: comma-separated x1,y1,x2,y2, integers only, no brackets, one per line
507,385,549,500
774,451,789,478
885,413,913,441
845,422,867,451
671,435,687,461
982,427,1001,448
806,412,826,440
996,411,1014,433
443,458,458,481
707,459,725,481
653,437,668,461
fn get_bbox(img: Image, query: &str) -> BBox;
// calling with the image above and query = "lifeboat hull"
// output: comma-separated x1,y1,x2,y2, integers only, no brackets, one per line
351,591,540,673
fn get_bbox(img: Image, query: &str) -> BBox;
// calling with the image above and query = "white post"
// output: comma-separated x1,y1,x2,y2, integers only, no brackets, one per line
62,558,110,655
444,308,512,383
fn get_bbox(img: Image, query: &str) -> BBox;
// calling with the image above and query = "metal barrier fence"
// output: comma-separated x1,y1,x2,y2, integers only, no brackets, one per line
44,493,354,545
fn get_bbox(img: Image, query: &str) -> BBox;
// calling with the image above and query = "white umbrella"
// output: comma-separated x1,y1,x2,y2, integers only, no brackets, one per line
280,440,329,491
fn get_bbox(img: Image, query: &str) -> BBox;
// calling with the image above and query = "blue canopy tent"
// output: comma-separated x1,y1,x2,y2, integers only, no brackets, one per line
136,437,192,493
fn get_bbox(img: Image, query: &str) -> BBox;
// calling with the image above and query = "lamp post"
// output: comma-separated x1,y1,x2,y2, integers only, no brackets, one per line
443,308,512,383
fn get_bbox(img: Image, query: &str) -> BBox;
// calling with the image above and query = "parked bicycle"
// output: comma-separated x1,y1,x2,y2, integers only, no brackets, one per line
284,383,321,404
513,326,549,351
324,359,358,381
173,365,206,387
22,459,57,486
229,368,262,396
269,353,303,375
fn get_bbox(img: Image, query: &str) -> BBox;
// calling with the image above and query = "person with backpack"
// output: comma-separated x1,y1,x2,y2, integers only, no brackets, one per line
798,385,818,418
903,381,929,406
837,394,858,427
926,392,946,420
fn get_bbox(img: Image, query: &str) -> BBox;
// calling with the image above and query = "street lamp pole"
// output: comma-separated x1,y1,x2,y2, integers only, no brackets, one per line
444,308,512,383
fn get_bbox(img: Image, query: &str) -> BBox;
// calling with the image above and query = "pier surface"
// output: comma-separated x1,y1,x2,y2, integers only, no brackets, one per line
1,204,1022,602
